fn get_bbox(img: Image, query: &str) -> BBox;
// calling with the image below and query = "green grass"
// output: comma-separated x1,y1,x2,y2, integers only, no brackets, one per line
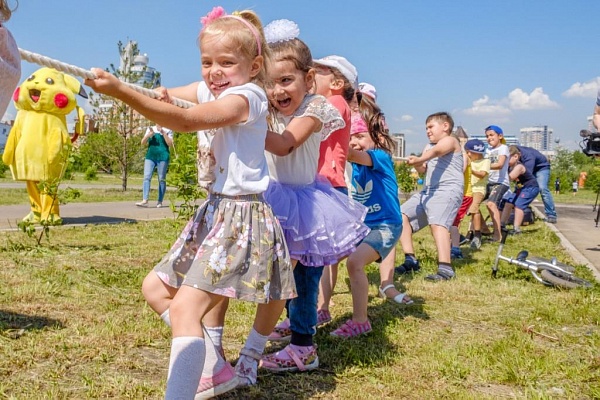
550,189,599,205
0,172,138,186
0,172,181,205
0,214,598,399
0,188,147,205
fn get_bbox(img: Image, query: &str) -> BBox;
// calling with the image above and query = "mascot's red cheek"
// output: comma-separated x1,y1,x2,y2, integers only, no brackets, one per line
13,87,20,101
54,93,69,108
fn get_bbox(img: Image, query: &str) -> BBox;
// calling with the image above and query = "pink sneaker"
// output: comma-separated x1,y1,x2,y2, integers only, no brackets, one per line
195,362,239,399
316,309,332,326
268,318,291,342
261,344,319,372
330,319,372,339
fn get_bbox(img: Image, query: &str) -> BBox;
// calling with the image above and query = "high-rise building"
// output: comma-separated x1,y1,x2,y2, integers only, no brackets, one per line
520,125,553,151
130,53,160,88
118,40,160,88
391,133,405,160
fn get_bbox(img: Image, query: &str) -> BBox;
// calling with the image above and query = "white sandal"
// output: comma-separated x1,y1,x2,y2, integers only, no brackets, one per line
379,284,414,305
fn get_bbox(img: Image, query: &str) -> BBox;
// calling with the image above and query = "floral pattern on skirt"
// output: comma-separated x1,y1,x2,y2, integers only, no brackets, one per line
153,194,296,303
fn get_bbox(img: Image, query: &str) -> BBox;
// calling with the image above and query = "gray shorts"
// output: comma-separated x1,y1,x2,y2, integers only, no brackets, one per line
360,223,402,263
401,191,462,232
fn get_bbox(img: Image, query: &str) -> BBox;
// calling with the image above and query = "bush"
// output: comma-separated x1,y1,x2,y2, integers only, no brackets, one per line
0,156,8,177
394,161,416,200
84,166,98,181
167,133,206,219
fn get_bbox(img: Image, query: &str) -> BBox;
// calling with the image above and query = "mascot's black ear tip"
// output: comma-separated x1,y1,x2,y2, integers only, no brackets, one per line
79,86,88,99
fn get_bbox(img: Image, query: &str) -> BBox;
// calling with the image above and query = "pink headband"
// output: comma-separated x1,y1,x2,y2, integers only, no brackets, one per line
201,6,262,56
351,113,368,135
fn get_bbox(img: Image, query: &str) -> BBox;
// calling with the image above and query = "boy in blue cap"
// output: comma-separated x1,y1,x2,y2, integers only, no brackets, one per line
464,139,490,249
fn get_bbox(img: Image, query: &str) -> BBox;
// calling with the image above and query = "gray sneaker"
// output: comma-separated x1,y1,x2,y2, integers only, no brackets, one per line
470,236,481,249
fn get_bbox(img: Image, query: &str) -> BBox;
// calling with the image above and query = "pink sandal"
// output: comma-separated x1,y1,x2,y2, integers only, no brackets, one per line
261,344,319,372
316,309,332,326
330,319,372,339
267,318,291,342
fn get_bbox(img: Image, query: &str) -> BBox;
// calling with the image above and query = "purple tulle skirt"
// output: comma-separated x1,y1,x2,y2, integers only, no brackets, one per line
264,176,370,266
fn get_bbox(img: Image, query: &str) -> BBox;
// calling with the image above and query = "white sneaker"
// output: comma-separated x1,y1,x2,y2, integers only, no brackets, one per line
136,200,148,207
156,203,163,208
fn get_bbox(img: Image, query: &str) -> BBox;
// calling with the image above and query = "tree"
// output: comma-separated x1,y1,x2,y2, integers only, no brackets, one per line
551,147,577,184
82,40,159,191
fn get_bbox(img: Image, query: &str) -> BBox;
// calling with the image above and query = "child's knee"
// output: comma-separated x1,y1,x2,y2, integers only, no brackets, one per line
345,259,363,276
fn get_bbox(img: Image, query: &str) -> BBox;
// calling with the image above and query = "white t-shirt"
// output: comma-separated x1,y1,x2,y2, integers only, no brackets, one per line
0,25,21,117
195,81,270,196
265,94,344,185
486,144,510,186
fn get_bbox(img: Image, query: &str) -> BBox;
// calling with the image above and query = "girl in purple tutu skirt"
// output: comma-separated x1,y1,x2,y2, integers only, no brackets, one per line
258,19,370,374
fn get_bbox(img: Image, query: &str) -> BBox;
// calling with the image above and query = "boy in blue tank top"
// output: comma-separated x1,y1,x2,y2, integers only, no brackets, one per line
500,146,540,234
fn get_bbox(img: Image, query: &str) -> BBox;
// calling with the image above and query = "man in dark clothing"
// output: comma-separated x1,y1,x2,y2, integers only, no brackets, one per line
516,146,557,223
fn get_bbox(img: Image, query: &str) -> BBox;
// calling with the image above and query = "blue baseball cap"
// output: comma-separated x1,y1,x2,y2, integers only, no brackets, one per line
485,125,506,144
464,139,486,154
485,125,503,135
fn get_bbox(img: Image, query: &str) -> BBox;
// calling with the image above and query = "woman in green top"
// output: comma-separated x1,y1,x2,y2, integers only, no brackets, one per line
136,125,173,207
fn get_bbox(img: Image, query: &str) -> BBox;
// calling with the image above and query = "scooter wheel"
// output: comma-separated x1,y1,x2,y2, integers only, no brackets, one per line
540,269,593,289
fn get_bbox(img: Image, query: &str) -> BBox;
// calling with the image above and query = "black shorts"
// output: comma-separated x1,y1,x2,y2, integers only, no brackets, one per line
484,183,509,207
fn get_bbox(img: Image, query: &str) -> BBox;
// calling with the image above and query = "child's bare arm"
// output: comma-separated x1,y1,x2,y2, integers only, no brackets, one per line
265,115,320,156
347,148,373,166
85,69,248,133
471,169,488,179
508,164,524,181
490,154,507,170
156,82,200,104
410,136,457,166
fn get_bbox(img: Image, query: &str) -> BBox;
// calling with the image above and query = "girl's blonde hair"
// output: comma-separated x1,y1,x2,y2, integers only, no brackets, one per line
0,0,17,23
198,10,271,87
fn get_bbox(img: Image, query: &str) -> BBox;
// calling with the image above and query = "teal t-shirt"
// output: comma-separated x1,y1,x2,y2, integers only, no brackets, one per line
145,131,171,162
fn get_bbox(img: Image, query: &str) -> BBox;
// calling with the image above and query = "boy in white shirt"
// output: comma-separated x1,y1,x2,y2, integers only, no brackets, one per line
484,125,509,242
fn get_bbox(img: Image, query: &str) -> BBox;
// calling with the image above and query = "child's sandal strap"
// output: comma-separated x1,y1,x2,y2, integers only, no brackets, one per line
239,348,262,361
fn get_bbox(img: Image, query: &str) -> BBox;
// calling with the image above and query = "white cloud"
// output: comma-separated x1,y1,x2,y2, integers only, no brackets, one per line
463,95,511,116
562,77,600,98
462,87,558,116
400,114,413,122
508,87,559,110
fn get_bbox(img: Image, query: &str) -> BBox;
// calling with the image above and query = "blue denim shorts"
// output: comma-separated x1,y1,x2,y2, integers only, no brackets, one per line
506,185,540,210
360,223,402,262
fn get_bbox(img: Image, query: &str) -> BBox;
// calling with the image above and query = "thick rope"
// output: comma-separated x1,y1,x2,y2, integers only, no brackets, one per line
18,48,195,109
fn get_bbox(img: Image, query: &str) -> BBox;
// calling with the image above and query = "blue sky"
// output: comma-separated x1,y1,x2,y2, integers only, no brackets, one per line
4,0,599,154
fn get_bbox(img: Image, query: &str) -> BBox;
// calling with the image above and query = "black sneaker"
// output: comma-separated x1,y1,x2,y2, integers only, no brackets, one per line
395,259,421,275
459,234,469,246
545,217,557,224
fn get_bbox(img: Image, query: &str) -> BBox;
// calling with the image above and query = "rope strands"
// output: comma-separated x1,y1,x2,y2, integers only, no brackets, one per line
18,48,195,109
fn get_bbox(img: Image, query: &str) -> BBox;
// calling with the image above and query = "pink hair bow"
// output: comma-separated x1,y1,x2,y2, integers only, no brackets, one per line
201,6,226,27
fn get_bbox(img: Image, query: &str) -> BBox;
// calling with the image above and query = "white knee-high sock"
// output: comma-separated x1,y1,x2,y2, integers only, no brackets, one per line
201,327,225,378
160,309,171,327
205,325,223,352
165,336,205,400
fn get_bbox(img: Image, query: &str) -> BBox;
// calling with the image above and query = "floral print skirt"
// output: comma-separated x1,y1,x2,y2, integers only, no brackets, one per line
153,193,296,303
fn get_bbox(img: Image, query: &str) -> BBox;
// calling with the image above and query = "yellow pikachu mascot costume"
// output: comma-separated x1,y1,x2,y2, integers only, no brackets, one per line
2,67,87,225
